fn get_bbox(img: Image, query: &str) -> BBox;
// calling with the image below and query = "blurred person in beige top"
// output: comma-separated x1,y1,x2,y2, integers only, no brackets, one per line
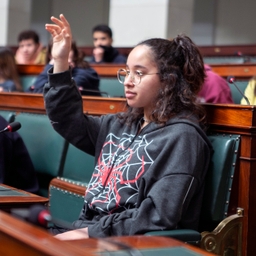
15,30,46,65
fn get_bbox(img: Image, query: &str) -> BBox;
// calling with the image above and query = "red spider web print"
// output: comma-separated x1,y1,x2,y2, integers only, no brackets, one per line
85,133,154,213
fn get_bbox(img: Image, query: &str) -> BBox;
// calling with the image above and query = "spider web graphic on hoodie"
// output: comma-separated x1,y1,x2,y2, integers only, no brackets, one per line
85,132,154,213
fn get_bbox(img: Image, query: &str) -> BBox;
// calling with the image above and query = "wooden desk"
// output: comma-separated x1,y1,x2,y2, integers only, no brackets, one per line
16,63,256,81
0,210,214,255
0,92,126,115
0,184,48,212
210,63,256,79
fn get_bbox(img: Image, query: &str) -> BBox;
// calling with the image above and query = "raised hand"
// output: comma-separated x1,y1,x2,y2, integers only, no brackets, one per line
45,14,72,73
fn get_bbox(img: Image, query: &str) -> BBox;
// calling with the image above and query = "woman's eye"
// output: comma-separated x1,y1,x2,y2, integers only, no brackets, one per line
135,71,143,76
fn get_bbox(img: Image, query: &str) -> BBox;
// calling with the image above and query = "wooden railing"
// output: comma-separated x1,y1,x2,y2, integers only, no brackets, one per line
17,64,125,78
11,43,256,59
16,63,256,80
0,92,126,115
79,45,256,57
210,63,256,79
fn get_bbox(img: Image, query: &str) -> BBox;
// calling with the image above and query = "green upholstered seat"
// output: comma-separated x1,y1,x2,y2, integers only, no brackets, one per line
49,180,85,224
14,113,67,197
203,56,245,64
227,80,248,104
20,75,37,91
145,133,242,255
60,143,95,185
99,78,125,98
0,110,15,123
49,143,95,223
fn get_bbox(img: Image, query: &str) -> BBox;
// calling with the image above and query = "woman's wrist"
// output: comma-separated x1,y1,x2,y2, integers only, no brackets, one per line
53,60,69,73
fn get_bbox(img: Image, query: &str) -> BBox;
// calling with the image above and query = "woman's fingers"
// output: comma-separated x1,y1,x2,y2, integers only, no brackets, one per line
46,14,72,39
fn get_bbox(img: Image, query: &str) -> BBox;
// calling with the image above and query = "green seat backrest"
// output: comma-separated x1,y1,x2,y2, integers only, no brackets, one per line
49,144,95,224
61,143,95,185
14,113,67,196
0,110,15,123
20,75,37,91
227,80,248,104
203,56,245,64
199,133,240,232
99,78,125,97
49,184,85,223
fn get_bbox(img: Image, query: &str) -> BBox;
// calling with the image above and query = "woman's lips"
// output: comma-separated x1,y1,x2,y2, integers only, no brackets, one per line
125,91,136,99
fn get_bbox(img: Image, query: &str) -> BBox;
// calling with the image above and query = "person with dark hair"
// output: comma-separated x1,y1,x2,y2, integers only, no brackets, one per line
44,14,211,239
0,47,22,92
90,24,126,64
27,40,100,95
15,30,46,65
0,115,39,193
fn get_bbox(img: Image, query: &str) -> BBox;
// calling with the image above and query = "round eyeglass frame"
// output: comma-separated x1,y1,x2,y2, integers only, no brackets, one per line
117,68,159,86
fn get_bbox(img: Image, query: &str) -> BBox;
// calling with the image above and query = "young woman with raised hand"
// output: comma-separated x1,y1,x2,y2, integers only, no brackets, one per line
44,14,211,240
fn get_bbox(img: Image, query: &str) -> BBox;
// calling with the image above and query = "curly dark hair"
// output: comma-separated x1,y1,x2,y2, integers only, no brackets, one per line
119,34,206,126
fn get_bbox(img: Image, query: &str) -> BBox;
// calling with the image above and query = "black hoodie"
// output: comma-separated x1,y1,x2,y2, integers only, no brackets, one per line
44,68,211,237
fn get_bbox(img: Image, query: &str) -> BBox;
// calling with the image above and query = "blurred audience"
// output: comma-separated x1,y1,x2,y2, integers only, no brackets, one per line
197,64,233,104
27,40,101,95
241,77,256,105
15,30,46,65
90,24,126,64
0,47,22,92
0,115,39,193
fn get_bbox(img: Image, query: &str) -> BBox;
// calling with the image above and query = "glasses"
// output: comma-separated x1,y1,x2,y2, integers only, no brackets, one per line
117,68,159,86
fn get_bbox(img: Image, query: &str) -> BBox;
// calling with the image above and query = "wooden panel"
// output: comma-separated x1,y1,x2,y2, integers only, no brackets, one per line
12,44,256,59
0,210,215,255
17,64,44,75
198,44,256,56
0,92,126,115
16,63,256,79
210,63,256,79
0,184,48,211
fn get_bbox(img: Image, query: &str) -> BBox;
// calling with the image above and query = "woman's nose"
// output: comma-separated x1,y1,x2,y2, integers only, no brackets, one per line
124,74,134,87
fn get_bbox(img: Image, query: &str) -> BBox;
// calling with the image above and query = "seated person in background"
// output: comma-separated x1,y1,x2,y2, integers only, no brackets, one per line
241,78,256,105
0,115,39,193
44,14,211,239
15,30,46,65
90,24,127,64
0,47,22,92
197,64,233,104
27,40,101,95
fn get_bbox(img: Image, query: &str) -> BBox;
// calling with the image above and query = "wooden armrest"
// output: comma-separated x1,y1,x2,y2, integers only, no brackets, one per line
201,207,244,255
49,177,87,196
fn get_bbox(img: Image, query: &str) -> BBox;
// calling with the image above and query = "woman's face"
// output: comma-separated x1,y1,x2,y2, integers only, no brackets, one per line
124,45,161,113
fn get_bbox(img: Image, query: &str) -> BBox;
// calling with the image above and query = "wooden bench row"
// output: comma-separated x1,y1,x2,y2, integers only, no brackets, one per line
17,63,256,80
79,45,256,57
11,44,256,57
